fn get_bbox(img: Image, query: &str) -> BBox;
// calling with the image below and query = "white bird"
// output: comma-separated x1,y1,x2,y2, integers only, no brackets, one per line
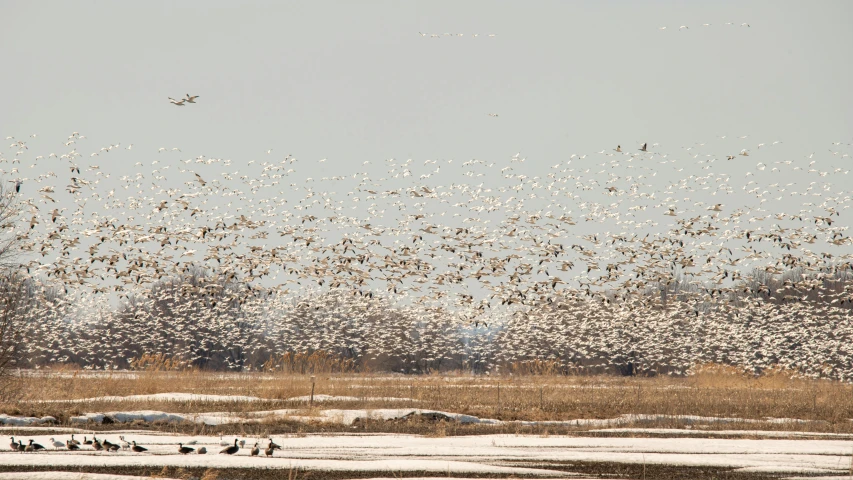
49,438,64,450
185,94,199,103
168,97,186,106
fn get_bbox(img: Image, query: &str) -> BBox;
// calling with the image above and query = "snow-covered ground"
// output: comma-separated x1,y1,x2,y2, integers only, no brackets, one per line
35,392,419,404
1,432,852,476
48,407,828,429
41,393,270,403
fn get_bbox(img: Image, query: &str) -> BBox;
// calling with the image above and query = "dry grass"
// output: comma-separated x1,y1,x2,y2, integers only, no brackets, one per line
6,363,853,434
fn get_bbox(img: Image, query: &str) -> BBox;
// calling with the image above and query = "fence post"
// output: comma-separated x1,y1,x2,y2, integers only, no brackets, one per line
540,385,543,410
310,375,316,407
497,383,501,413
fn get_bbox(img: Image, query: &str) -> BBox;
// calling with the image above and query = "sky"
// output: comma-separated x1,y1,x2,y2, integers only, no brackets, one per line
0,0,852,306
1,0,851,172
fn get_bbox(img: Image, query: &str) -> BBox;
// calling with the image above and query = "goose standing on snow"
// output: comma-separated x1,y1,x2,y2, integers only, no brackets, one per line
26,440,45,452
178,443,195,454
251,442,260,456
131,441,147,453
220,439,239,455
49,438,64,450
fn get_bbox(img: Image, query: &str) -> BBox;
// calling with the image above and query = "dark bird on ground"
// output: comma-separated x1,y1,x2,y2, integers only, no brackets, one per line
178,443,195,454
27,439,45,452
131,441,147,453
220,439,239,455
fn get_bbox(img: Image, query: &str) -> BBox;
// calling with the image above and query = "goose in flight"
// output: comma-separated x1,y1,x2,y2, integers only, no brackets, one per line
168,97,186,106
185,94,199,103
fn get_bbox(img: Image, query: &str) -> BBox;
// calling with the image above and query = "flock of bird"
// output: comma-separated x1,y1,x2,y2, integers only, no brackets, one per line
418,32,496,38
7,435,282,457
167,94,199,107
1,131,853,378
660,22,751,30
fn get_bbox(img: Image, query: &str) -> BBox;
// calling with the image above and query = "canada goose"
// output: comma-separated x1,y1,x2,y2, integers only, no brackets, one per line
197,447,208,454
27,439,45,452
66,440,80,451
131,441,147,453
9,437,18,451
83,436,93,445
267,438,281,450
102,439,115,451
49,438,64,450
251,442,260,456
220,439,239,455
178,443,195,454
640,143,647,152
92,438,103,451
69,435,80,446
265,445,275,457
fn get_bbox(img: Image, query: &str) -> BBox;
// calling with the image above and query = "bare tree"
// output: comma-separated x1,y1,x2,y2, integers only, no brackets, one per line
0,181,22,398
0,182,20,269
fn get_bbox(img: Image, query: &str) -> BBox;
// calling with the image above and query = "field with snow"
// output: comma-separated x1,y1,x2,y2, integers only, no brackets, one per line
3,427,853,480
3,371,853,479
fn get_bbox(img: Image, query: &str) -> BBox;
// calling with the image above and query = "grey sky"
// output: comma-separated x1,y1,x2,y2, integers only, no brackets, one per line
2,0,850,170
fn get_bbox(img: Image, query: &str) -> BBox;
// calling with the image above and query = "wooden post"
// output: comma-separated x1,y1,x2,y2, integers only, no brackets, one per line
497,383,501,412
539,386,543,410
309,375,316,407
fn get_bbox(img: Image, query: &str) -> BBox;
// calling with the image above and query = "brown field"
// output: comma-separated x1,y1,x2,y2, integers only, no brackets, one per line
7,363,853,435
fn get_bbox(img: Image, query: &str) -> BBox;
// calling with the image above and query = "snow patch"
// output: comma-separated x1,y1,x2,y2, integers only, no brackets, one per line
287,394,417,403
0,473,181,480
0,415,57,426
46,392,269,403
